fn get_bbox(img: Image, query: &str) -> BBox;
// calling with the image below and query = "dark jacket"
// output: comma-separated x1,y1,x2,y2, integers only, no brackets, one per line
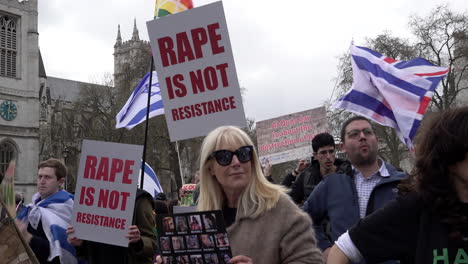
265,175,274,183
349,193,468,264
280,172,295,188
28,220,60,264
289,158,348,204
303,162,406,252
77,189,156,264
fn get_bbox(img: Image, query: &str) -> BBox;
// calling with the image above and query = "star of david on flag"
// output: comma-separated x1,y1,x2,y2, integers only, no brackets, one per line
333,45,449,150
138,162,163,198
115,71,164,129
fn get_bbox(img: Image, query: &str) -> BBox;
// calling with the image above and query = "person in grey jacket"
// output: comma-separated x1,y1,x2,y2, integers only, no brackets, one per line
304,116,405,263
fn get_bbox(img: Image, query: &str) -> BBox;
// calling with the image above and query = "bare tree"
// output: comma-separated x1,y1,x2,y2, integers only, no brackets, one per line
72,73,126,143
329,4,468,167
326,52,353,140
328,33,416,166
244,117,257,146
65,67,185,196
409,5,468,110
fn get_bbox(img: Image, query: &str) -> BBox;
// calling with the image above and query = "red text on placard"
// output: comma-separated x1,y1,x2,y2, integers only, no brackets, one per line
84,156,134,184
157,22,225,67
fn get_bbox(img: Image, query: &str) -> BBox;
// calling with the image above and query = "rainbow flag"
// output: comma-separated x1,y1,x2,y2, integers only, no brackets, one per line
154,0,194,18
0,160,16,217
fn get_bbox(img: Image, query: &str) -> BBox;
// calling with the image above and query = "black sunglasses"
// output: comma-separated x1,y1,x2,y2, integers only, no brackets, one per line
209,146,254,166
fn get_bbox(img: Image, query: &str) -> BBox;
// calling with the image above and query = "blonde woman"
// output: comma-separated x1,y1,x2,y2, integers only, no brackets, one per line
198,126,323,264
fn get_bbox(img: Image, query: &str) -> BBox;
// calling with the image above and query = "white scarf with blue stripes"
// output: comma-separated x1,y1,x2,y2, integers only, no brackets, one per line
18,190,77,264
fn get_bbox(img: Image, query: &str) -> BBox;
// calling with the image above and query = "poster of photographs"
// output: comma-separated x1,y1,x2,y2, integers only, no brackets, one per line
157,210,232,264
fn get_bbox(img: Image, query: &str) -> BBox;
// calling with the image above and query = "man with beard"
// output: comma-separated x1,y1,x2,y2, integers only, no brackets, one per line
304,116,405,262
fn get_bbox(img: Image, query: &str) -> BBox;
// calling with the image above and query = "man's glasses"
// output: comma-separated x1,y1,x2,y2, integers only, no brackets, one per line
346,128,374,139
209,146,254,166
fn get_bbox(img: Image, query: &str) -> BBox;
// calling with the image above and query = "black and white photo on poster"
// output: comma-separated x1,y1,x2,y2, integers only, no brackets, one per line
156,210,232,263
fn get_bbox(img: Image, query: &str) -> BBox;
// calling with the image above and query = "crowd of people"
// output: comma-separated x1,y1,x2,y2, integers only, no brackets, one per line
6,106,467,264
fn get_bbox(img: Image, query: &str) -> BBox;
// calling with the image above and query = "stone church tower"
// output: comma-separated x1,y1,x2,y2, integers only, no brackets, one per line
0,0,41,200
113,19,152,91
1,0,97,201
0,3,187,200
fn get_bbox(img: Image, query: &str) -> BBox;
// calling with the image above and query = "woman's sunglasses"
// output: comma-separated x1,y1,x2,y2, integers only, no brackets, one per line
209,146,254,166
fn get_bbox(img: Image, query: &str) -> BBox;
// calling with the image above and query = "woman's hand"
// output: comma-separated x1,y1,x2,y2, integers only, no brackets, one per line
230,255,253,264
66,226,83,246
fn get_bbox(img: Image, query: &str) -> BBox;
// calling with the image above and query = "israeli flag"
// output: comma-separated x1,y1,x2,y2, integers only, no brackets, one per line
333,45,448,150
138,162,163,198
116,71,164,129
18,190,77,264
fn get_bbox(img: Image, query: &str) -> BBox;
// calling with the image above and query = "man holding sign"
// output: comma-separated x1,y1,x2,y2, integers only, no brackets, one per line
16,159,76,264
67,188,156,264
67,140,156,264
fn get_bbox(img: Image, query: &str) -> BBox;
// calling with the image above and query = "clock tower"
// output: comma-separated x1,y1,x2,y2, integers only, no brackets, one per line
0,0,40,201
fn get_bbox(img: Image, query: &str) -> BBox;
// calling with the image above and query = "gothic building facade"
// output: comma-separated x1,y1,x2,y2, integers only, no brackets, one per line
0,0,173,202
0,0,41,202
0,0,93,201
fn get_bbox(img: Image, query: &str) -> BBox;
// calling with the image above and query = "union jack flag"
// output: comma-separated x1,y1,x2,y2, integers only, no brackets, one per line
333,45,449,150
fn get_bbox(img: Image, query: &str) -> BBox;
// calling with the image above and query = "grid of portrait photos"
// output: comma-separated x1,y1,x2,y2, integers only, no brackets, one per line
157,210,232,264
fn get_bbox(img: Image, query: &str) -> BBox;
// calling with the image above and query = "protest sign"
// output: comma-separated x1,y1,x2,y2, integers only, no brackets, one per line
0,198,39,264
157,210,232,263
71,140,143,247
147,1,246,141
180,184,197,206
0,160,16,218
256,107,328,165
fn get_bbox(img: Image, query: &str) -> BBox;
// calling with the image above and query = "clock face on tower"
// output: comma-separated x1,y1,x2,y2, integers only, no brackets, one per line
0,100,18,121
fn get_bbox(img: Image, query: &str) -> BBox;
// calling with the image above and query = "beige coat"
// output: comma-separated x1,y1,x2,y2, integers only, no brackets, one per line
227,193,324,264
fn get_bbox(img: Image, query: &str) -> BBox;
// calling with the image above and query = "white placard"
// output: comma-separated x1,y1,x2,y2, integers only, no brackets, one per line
147,1,246,141
256,107,328,165
70,140,143,247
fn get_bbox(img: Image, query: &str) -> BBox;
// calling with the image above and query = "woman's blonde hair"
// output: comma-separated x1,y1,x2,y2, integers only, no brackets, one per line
197,126,286,218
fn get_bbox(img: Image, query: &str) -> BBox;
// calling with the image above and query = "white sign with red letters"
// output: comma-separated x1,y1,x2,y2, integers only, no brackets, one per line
71,140,143,247
147,1,246,141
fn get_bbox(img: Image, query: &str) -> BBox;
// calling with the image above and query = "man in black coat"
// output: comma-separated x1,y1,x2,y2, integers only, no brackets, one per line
288,133,348,206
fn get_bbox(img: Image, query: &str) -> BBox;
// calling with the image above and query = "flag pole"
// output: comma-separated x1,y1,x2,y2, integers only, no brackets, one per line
175,141,185,185
139,58,155,190
140,0,193,192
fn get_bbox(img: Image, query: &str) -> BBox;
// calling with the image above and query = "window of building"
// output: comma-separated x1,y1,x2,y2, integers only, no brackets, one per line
0,141,16,178
0,13,18,78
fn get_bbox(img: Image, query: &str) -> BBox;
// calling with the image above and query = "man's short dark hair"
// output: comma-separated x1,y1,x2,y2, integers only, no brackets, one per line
312,133,335,152
38,158,67,180
340,116,372,142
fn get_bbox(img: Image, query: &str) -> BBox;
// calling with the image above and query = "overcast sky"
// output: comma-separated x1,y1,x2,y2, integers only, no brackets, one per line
38,0,468,122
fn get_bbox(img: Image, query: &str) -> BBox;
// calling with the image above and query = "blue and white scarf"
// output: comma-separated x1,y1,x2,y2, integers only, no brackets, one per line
18,190,77,264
